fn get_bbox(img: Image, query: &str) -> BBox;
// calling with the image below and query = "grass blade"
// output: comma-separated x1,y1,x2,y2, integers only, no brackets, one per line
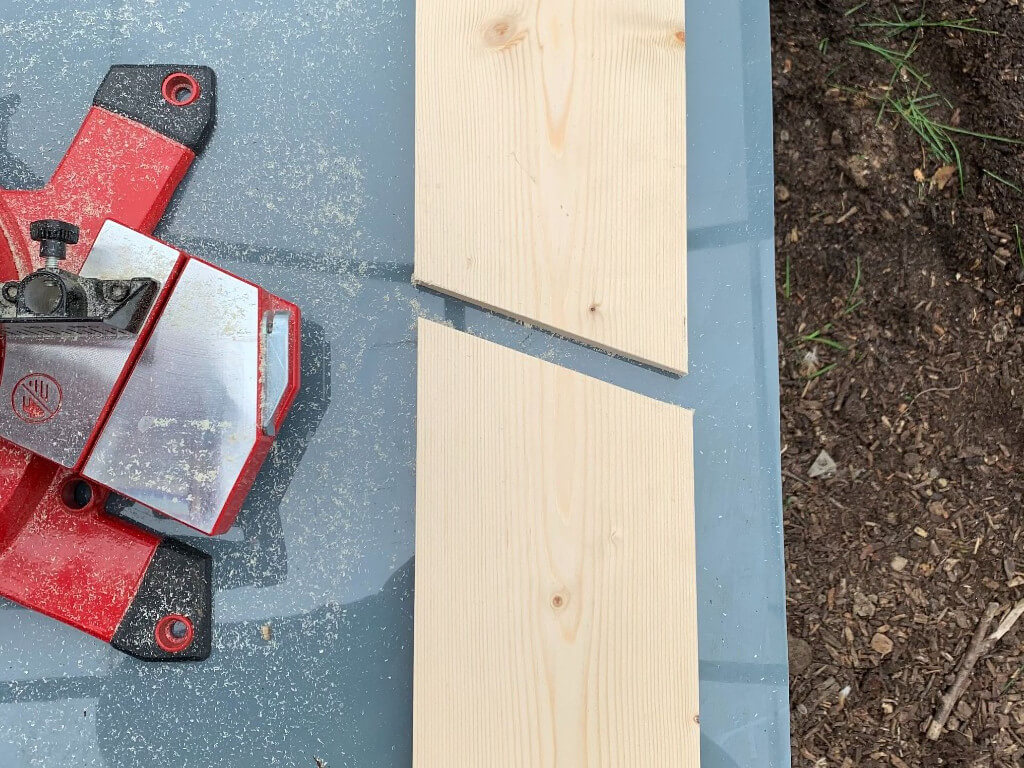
983,169,1023,194
937,123,1024,146
809,363,839,380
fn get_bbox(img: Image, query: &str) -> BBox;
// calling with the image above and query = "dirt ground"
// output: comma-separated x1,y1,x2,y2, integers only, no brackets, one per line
774,0,1024,765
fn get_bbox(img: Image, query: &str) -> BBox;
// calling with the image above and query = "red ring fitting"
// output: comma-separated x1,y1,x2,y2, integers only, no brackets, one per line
161,72,200,107
154,614,194,652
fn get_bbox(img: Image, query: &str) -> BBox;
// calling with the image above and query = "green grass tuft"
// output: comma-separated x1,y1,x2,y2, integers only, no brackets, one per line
848,38,930,90
859,12,998,37
846,31,1022,194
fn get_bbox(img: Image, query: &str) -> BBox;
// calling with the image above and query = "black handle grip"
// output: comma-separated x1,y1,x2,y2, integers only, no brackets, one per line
92,65,216,153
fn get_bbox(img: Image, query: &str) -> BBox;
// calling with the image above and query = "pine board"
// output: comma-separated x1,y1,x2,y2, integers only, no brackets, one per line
414,1,688,374
413,319,700,767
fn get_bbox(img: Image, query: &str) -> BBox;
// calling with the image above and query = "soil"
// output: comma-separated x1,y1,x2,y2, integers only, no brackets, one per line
774,1,1024,765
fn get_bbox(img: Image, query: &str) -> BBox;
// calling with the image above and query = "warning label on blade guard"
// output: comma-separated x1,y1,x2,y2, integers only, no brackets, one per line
12,373,62,424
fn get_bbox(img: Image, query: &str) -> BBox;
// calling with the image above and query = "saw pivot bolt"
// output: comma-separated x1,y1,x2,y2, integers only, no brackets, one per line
104,281,130,302
30,219,79,270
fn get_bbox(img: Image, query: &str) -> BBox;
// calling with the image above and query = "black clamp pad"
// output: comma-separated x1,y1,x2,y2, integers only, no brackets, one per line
111,538,213,662
93,65,216,153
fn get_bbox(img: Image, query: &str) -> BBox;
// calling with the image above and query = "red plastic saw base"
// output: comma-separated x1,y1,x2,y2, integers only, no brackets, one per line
0,67,218,659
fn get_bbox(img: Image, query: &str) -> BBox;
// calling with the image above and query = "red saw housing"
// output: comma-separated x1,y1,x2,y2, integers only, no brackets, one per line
0,65,300,661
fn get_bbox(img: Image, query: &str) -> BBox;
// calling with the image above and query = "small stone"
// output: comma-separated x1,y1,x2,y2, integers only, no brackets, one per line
830,129,843,146
871,632,894,655
808,449,837,479
853,591,876,618
914,526,929,538
788,634,814,676
775,184,791,202
780,129,791,142
891,555,909,572
993,321,1010,343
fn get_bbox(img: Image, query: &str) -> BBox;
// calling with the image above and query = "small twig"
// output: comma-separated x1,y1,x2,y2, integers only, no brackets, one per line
927,600,1024,739
894,373,965,428
835,206,859,225
991,599,1024,643
782,469,811,488
927,603,999,739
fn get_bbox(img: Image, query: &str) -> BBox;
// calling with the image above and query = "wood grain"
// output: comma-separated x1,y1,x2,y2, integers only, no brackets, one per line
414,319,699,767
414,1,688,374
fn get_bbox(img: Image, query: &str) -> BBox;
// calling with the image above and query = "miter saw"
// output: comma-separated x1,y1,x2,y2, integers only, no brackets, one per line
0,65,300,661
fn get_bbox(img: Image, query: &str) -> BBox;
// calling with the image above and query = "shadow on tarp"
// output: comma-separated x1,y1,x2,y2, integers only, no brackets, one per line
0,547,780,768
0,559,414,767
0,94,43,190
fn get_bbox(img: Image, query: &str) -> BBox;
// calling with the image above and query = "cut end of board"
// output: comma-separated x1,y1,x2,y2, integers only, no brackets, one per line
410,276,688,376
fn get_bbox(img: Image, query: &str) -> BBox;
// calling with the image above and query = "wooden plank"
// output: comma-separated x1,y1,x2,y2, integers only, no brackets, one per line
414,319,699,767
414,1,688,374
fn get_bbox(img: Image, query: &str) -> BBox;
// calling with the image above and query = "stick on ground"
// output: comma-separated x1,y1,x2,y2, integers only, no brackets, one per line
927,600,1024,740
